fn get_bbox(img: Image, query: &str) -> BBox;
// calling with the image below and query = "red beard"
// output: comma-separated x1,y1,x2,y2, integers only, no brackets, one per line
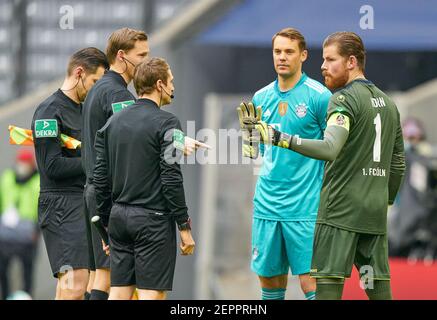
323,71,349,91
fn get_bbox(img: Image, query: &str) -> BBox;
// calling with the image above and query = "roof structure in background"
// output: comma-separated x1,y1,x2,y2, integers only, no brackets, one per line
196,0,437,50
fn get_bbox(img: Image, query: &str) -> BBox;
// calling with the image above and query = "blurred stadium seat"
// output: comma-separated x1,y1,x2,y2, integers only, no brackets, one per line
0,0,196,104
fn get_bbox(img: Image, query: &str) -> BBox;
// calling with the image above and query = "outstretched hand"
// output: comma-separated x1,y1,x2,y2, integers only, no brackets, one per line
237,102,274,145
236,102,260,130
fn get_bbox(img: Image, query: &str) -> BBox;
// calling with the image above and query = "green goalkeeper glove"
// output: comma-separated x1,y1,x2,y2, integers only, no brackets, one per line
237,101,260,159
255,120,295,149
237,102,294,149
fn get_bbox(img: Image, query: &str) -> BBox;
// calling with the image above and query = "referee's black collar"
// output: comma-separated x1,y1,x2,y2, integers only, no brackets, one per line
55,88,81,108
136,98,159,109
106,69,129,87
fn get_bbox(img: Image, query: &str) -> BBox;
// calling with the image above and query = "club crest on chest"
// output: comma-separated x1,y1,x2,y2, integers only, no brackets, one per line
295,103,308,118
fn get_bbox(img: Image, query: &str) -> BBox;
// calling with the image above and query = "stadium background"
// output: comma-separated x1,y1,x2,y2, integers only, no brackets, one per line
0,0,437,299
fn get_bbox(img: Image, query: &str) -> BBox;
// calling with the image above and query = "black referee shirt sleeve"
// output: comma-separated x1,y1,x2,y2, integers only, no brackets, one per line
33,111,83,180
93,126,112,227
159,116,189,225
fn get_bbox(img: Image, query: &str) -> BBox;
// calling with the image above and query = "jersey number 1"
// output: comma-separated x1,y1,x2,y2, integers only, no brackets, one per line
373,113,381,162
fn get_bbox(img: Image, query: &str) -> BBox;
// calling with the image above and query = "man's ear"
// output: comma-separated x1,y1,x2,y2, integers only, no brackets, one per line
117,49,125,61
301,49,308,63
348,56,358,70
156,79,163,91
73,66,84,79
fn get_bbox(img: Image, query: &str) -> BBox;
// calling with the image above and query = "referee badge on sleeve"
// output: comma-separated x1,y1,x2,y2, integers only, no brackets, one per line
111,100,135,114
34,119,58,138
173,129,185,151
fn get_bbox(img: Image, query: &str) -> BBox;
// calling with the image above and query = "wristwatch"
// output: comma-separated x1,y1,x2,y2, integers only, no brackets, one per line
178,218,191,231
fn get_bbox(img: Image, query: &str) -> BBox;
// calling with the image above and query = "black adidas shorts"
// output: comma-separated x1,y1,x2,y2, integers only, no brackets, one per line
84,183,110,270
108,203,177,290
38,192,90,277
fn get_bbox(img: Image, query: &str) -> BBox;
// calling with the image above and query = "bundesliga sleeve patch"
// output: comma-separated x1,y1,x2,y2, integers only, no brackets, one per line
111,100,135,113
327,112,350,131
172,129,185,151
336,94,346,103
34,119,58,138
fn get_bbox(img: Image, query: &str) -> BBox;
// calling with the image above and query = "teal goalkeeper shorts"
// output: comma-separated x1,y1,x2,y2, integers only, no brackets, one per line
251,217,315,277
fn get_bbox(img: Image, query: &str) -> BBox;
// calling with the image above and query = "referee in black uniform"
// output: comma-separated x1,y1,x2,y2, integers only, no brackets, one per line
31,47,108,300
81,28,149,300
93,57,195,300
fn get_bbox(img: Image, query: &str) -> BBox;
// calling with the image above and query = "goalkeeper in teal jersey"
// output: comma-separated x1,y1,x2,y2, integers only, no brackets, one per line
240,32,406,300
239,28,331,300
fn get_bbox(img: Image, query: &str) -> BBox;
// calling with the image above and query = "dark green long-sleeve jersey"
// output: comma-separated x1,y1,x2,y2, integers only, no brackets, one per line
280,79,405,234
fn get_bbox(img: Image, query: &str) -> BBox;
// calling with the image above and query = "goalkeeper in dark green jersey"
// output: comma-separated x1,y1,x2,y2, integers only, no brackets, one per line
239,32,406,300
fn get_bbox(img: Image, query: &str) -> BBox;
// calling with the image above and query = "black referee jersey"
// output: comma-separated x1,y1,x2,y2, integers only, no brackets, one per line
31,89,85,192
93,98,189,227
82,70,135,182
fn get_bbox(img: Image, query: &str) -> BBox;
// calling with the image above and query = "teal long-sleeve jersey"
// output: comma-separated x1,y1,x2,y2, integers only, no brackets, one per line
253,73,331,221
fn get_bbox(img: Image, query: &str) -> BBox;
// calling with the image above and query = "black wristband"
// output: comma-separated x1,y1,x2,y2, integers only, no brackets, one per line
100,214,109,229
177,217,191,231
272,128,282,146
175,213,189,225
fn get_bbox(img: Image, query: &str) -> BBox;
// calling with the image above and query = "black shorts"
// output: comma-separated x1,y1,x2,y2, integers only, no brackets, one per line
38,192,90,277
108,203,177,290
84,183,110,270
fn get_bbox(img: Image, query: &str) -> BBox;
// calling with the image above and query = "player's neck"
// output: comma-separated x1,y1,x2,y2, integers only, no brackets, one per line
346,70,365,86
110,64,132,85
277,70,302,92
60,77,81,104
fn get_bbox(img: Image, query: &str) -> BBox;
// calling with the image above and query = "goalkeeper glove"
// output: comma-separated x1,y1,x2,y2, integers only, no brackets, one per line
237,103,295,149
255,120,295,149
237,101,259,159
